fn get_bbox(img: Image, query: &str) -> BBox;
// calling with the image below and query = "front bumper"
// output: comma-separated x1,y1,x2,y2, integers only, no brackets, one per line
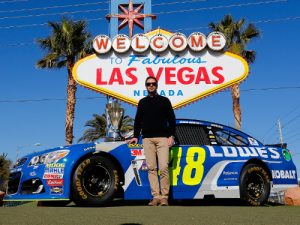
4,165,70,201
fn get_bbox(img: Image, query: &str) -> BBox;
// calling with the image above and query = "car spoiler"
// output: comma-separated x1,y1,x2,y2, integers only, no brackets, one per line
265,143,287,148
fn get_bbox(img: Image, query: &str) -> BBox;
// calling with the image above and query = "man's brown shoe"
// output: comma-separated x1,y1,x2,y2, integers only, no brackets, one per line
160,198,168,206
148,198,160,206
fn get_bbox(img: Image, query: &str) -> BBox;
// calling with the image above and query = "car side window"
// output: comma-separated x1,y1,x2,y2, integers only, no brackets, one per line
175,124,210,146
214,130,233,146
214,129,249,146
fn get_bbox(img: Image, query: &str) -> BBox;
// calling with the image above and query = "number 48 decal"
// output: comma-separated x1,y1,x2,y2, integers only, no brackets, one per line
169,147,206,186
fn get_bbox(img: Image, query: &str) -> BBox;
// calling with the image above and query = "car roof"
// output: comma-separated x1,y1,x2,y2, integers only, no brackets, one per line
176,118,262,145
176,118,232,129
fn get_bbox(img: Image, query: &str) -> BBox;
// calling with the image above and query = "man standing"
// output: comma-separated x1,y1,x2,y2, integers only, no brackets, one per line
129,77,176,206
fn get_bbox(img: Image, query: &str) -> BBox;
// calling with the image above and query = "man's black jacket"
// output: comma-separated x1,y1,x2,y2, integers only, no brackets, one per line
134,94,176,139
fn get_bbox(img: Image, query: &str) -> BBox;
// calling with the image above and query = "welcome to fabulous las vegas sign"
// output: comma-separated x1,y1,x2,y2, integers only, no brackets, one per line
73,28,249,109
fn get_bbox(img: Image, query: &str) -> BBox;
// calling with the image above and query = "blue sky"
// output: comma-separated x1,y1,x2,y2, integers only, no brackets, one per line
1,0,300,174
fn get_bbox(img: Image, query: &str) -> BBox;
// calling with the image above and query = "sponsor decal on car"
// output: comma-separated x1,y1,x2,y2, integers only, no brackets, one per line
248,137,259,146
282,149,292,161
131,149,144,156
211,124,223,129
44,167,64,173
43,166,65,179
45,163,65,168
179,120,203,125
50,186,63,195
169,146,206,186
29,172,36,177
43,174,64,179
208,146,280,159
222,171,238,176
208,130,218,145
128,143,143,148
222,171,238,181
141,160,148,171
272,170,296,179
223,177,238,181
46,179,64,186
131,160,142,186
83,146,96,151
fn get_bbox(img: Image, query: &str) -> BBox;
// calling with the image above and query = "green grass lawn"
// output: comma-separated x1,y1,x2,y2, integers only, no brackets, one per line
1,200,300,225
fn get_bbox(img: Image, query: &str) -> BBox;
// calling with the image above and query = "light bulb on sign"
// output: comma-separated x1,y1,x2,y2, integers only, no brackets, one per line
207,32,226,51
93,35,112,54
169,33,188,52
112,34,131,53
188,32,207,52
131,34,150,53
149,34,169,53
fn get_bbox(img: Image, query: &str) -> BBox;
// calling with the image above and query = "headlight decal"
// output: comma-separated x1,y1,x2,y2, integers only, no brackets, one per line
28,150,69,167
44,150,69,164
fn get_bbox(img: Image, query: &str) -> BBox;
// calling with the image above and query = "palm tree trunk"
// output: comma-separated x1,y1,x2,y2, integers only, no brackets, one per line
231,84,242,130
65,58,76,145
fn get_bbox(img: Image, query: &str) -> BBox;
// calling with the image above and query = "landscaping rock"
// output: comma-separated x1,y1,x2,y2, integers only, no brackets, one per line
0,191,5,206
284,187,300,206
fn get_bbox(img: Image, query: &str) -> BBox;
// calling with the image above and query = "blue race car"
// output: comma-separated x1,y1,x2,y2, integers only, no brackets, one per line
5,119,298,206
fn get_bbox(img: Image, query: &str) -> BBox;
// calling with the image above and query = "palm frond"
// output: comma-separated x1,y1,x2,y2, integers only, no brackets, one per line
36,53,66,69
36,38,52,50
241,23,260,44
78,113,134,143
78,114,107,143
242,50,256,63
120,115,134,133
209,15,260,64
228,43,242,55
235,18,245,30
208,22,217,31
221,14,234,28
37,18,92,71
78,129,105,143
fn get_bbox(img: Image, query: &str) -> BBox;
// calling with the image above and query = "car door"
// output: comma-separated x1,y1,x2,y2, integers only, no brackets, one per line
170,123,211,199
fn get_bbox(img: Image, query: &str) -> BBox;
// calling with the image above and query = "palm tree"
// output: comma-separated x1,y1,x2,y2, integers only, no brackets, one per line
209,15,260,130
78,114,134,143
36,18,92,145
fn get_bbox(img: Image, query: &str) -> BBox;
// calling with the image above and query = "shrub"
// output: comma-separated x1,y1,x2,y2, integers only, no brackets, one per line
0,153,12,192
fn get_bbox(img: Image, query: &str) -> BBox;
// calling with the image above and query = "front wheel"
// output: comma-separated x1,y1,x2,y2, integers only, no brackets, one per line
240,164,270,206
71,156,119,206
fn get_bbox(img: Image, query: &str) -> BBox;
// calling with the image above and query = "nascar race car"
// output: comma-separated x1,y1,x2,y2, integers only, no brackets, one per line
5,119,298,206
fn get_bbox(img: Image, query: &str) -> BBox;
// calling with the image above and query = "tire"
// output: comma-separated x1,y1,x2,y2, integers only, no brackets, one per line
71,156,119,206
240,164,270,206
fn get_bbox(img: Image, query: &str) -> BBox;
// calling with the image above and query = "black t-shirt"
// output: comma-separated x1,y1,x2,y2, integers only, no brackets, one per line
134,94,176,139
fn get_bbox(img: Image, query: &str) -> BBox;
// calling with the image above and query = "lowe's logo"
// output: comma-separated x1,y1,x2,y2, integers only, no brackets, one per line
208,146,280,159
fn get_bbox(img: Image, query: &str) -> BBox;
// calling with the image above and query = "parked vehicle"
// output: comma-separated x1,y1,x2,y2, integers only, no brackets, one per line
5,119,298,206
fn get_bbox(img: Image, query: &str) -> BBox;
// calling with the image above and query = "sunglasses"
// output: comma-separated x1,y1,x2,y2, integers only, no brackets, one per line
146,82,157,87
